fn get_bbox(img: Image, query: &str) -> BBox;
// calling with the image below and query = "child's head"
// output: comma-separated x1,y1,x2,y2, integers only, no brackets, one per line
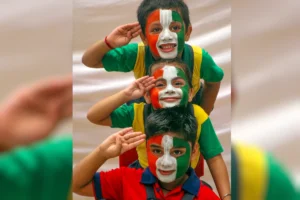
145,107,198,183
137,0,192,59
144,58,193,109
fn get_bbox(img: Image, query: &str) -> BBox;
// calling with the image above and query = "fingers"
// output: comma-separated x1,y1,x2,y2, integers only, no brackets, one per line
123,131,144,141
126,136,146,150
135,76,155,91
117,127,133,136
123,22,140,30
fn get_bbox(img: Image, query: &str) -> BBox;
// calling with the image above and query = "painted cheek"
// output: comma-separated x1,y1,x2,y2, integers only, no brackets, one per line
150,88,162,109
147,136,163,176
145,10,160,58
147,35,160,57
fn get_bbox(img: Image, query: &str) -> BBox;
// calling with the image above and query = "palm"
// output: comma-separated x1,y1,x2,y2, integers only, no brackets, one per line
123,76,155,100
107,22,141,48
0,75,72,150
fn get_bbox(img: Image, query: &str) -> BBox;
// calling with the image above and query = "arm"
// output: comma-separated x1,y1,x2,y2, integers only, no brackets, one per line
200,49,224,115
72,128,145,196
200,81,221,115
82,22,141,68
87,76,155,126
199,117,230,199
207,154,231,200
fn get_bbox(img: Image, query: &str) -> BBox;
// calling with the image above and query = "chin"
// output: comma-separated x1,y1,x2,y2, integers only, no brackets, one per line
156,171,177,183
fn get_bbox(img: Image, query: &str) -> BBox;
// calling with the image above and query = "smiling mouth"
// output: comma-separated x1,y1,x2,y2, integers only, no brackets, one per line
159,44,177,52
158,169,176,176
160,97,181,102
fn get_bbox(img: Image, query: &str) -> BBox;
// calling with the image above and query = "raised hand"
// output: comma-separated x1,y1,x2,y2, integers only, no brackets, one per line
106,22,141,48
123,76,155,101
0,75,72,151
99,128,146,159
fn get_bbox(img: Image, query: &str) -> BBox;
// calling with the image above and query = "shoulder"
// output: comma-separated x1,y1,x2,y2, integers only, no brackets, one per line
191,104,208,123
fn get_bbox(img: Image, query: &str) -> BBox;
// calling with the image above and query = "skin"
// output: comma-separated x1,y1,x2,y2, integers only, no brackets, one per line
145,9,185,59
149,65,190,109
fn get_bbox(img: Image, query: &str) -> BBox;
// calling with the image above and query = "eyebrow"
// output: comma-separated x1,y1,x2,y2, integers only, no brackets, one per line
150,144,162,148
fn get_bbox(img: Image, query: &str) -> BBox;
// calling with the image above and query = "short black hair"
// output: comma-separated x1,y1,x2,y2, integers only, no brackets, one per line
137,0,191,35
145,106,197,147
148,58,193,88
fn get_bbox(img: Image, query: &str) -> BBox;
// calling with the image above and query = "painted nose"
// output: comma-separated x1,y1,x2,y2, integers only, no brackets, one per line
161,29,173,42
165,84,175,94
160,155,173,167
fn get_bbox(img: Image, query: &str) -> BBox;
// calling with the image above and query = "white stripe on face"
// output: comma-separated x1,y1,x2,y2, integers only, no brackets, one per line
158,66,183,108
156,9,178,59
156,135,177,183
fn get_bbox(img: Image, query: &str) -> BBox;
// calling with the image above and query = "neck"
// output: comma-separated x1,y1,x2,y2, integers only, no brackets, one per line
159,174,188,191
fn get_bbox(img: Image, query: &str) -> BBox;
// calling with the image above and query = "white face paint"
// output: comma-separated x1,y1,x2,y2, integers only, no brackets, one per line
156,135,177,183
156,9,178,59
159,66,182,108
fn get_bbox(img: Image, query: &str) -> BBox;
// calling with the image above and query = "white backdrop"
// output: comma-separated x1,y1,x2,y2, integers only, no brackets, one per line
0,0,72,135
73,0,231,199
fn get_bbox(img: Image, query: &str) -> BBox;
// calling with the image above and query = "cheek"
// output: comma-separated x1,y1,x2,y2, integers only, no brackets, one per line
150,88,162,109
145,33,160,57
147,150,158,176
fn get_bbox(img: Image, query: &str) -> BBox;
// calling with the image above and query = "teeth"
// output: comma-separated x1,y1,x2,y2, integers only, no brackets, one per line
160,44,175,49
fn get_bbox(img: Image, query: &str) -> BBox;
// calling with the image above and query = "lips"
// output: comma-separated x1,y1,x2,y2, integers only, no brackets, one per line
158,43,177,53
160,96,181,102
158,169,176,176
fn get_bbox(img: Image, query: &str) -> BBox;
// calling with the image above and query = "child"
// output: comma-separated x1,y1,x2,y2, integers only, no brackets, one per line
73,108,220,199
87,59,230,199
82,0,224,115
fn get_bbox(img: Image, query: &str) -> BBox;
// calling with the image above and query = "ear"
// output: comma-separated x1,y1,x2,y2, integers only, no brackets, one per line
184,25,192,41
140,32,148,45
144,92,152,104
188,88,194,102
191,142,199,160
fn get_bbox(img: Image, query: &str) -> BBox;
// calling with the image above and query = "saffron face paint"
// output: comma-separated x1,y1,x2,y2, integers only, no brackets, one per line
150,65,189,109
147,134,191,183
145,9,185,59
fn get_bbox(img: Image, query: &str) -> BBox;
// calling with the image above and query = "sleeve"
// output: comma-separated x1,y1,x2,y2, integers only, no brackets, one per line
200,49,224,82
102,43,138,72
110,103,135,128
199,184,220,200
92,167,125,200
0,135,72,200
199,118,224,160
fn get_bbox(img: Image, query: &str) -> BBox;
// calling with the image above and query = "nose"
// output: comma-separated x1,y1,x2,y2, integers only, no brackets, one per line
160,29,173,42
160,155,173,168
165,84,175,94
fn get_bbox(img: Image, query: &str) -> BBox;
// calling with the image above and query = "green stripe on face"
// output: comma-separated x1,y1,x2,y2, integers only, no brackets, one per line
172,11,185,55
176,68,189,107
173,137,191,179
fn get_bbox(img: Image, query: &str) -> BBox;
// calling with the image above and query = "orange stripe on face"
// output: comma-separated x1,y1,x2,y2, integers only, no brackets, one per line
147,135,164,177
150,68,164,109
145,9,160,57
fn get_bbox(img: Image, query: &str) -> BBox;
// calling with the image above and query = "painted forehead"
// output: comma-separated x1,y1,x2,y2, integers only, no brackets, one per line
152,65,187,79
147,9,183,23
148,134,190,148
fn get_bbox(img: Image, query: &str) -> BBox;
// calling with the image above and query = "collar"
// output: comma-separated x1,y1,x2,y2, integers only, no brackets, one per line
140,167,200,196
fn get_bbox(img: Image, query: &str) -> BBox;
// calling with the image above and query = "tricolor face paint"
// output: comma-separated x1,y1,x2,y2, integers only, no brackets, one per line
147,134,191,183
150,65,189,109
145,9,185,59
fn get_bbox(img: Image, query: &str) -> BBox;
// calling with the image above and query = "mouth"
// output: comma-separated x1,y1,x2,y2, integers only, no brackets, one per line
158,169,176,176
158,43,177,53
160,97,181,102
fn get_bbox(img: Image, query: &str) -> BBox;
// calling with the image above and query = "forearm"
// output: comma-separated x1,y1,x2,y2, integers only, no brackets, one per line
200,81,221,115
207,154,231,200
87,90,129,125
72,145,107,192
82,40,111,68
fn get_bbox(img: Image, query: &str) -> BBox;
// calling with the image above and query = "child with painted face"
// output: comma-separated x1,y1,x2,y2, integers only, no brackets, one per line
87,59,231,199
82,0,224,115
73,108,220,200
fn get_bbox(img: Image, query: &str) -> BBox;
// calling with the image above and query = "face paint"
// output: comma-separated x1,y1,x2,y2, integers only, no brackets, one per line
147,135,191,183
145,9,185,59
150,65,189,109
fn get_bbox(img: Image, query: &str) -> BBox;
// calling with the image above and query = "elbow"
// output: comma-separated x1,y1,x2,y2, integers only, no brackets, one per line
86,112,108,126
81,54,102,68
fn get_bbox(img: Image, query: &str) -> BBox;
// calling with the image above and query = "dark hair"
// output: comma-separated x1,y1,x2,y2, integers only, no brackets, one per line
148,58,193,88
145,106,197,147
137,0,191,35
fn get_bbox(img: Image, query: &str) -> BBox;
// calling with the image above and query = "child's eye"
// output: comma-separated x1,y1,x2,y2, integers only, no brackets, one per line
152,28,162,33
152,149,163,154
155,82,165,88
175,82,183,86
172,150,184,156
171,25,181,32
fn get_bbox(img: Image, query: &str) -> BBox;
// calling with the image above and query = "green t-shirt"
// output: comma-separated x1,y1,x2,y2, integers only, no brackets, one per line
110,103,223,160
0,135,72,200
102,43,224,82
